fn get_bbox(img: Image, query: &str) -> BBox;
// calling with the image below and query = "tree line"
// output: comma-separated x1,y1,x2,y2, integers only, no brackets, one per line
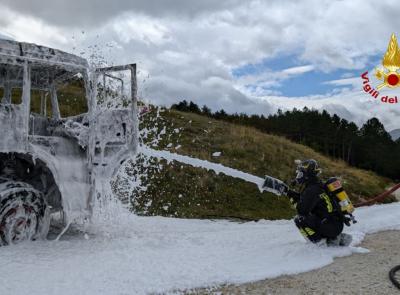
171,100,400,180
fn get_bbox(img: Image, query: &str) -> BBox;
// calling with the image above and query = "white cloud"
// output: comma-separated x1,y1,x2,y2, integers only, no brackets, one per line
281,65,314,75
113,14,171,45
324,77,360,87
234,65,315,97
0,0,399,131
0,4,68,45
1,0,242,28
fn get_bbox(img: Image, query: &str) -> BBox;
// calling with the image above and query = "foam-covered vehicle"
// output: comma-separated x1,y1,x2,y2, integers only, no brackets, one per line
0,39,138,245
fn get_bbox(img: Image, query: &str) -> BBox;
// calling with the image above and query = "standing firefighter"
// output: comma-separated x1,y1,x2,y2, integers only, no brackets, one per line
287,159,353,246
263,159,355,246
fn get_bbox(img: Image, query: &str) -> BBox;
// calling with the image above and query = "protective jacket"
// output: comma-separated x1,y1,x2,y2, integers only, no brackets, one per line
288,177,344,242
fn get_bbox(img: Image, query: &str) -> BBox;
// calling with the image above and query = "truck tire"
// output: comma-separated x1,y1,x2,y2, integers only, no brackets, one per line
0,178,50,245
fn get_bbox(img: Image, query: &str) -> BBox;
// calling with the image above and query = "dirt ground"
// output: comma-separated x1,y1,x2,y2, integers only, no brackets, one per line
189,230,400,295
394,189,400,201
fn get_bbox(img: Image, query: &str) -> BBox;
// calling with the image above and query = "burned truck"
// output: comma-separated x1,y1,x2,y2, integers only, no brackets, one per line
0,39,138,245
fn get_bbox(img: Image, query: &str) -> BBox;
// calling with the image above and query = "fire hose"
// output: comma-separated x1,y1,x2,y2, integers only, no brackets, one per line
263,178,400,288
354,183,400,208
354,183,400,290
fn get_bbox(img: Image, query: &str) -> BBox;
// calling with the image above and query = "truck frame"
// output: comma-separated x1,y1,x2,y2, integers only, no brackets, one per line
0,39,138,245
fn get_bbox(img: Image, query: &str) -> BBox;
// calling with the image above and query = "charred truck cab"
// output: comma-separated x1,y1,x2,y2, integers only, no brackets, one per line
0,39,138,245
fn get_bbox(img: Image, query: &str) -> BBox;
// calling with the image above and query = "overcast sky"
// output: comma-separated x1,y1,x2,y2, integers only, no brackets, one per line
1,0,399,130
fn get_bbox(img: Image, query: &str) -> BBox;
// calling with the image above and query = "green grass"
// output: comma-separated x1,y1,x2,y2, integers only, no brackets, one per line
0,80,88,118
114,108,395,220
2,81,393,220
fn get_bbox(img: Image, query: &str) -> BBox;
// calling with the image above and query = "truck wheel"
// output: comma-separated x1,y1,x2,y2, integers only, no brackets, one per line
0,179,50,245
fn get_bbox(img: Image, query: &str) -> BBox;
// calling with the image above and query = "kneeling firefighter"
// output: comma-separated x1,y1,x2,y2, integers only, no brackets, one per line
264,159,355,246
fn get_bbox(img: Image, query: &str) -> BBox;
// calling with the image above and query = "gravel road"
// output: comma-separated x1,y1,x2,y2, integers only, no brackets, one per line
190,230,400,295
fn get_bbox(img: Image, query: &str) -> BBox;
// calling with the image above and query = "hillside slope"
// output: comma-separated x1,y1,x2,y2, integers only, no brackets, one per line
114,108,394,220
390,128,400,141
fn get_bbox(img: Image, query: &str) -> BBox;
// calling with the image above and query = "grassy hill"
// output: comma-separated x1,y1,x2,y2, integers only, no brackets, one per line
391,129,400,141
113,107,395,220
3,82,392,220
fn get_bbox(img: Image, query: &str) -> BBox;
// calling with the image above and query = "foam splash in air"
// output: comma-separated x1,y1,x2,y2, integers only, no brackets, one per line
139,145,265,189
84,106,165,235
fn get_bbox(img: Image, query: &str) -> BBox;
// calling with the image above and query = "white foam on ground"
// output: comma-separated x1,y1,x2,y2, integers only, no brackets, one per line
0,202,399,295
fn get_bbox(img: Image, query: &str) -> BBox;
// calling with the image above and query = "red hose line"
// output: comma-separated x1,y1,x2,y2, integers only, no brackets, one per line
354,183,400,208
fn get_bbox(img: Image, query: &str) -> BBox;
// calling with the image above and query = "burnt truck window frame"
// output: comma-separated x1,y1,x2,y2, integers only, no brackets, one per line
27,63,89,120
0,63,24,105
56,73,89,118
